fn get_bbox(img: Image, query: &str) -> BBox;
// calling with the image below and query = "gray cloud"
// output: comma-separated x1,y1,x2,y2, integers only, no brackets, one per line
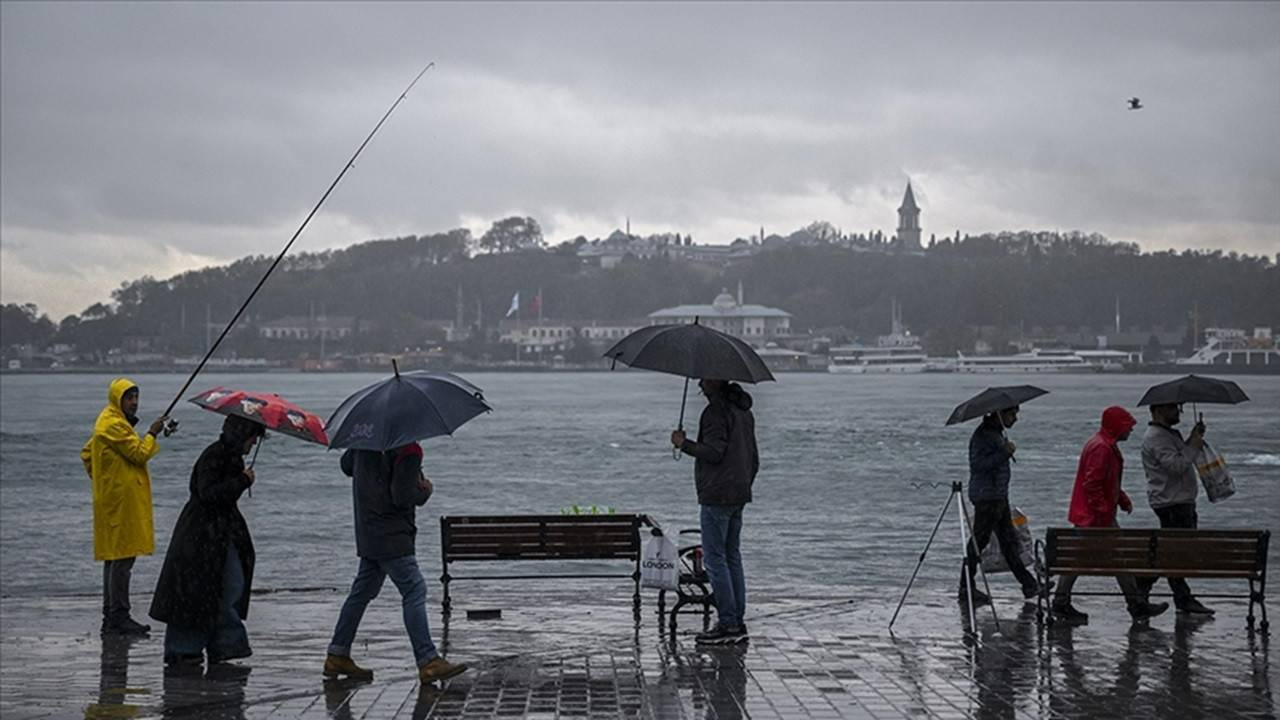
2,1,1277,317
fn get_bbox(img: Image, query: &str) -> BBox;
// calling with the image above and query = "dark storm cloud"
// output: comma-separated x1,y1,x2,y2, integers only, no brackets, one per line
2,1,1277,316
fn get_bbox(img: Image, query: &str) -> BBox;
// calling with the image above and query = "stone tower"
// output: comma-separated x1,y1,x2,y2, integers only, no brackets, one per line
897,182,922,251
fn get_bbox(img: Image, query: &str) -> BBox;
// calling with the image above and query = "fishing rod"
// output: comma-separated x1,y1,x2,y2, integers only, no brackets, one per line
160,63,435,427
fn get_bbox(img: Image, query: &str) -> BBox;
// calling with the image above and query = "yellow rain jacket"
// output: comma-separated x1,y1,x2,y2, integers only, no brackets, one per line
81,377,159,561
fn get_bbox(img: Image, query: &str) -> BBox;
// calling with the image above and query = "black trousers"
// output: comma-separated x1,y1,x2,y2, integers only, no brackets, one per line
963,499,1037,590
102,557,136,623
1137,503,1197,606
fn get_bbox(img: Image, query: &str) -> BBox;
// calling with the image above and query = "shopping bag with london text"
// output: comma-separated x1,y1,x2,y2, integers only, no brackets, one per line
640,533,680,591
980,506,1035,574
1195,441,1236,503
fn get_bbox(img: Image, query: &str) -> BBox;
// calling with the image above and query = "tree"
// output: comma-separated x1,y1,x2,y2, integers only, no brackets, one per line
0,303,56,349
479,216,544,254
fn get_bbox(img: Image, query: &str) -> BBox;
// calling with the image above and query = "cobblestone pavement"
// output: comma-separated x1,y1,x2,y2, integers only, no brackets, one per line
0,582,1273,719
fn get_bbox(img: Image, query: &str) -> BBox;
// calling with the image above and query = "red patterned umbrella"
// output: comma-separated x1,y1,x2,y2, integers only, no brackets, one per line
188,387,329,446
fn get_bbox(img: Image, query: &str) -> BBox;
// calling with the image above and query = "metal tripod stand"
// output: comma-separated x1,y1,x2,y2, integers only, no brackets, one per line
889,481,1001,633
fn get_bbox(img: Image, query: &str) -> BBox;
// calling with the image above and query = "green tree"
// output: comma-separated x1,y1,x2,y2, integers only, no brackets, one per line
479,216,544,254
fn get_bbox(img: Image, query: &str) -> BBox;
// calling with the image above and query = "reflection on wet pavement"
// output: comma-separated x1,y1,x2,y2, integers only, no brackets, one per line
1,586,1273,719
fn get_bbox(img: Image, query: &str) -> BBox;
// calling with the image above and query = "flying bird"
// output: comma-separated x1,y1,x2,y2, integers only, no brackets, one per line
1128,97,1143,110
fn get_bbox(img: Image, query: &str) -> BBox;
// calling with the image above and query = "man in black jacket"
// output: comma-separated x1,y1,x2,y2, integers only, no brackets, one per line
323,443,466,685
671,379,759,645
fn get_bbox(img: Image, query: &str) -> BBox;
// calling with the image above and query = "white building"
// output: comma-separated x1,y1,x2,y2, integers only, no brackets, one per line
648,286,791,344
259,316,356,340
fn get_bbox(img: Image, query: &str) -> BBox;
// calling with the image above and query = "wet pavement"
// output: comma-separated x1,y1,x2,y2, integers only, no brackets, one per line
0,581,1273,719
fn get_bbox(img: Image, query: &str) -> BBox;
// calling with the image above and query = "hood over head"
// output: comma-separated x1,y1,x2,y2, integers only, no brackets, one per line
1100,405,1137,438
107,377,139,426
720,382,753,411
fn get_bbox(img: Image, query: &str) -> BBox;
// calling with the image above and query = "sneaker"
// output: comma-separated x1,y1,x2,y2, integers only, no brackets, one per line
323,654,374,681
1129,601,1170,622
1176,598,1215,615
208,649,252,664
1051,603,1089,624
164,653,203,667
418,656,467,685
695,624,744,645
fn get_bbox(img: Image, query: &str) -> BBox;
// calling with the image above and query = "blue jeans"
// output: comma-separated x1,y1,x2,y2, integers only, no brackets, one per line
700,504,746,628
328,555,439,666
164,546,250,661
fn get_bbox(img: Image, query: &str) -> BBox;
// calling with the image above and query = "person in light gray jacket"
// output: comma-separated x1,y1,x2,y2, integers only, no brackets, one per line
1137,402,1214,615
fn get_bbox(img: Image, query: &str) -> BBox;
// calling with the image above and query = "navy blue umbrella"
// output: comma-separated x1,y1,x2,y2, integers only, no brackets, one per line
325,365,492,451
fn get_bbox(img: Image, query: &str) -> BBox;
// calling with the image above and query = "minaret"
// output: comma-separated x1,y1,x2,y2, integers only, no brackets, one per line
897,182,922,251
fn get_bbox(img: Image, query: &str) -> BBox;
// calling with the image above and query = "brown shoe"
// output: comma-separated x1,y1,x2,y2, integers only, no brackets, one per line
418,656,467,684
323,654,373,681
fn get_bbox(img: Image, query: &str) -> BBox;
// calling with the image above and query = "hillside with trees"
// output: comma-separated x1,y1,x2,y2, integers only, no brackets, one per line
3,218,1277,364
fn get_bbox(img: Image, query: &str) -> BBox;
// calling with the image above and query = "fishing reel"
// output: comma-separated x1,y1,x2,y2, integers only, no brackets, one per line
162,418,180,437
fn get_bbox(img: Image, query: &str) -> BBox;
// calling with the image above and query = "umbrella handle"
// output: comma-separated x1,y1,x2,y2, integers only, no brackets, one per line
673,377,690,461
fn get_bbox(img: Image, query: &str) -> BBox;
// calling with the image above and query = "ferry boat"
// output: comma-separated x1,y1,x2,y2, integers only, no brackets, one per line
828,301,928,374
951,348,1097,373
1171,327,1280,374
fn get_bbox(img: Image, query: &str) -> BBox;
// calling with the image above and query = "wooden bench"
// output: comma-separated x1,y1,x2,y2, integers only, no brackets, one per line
1036,527,1270,633
439,514,650,620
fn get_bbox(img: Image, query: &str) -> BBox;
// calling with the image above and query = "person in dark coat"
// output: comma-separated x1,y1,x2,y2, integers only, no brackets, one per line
323,443,466,686
150,415,263,666
959,406,1043,605
671,378,759,645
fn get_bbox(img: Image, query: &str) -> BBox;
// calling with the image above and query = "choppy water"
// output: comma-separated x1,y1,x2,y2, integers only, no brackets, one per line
1,371,1276,600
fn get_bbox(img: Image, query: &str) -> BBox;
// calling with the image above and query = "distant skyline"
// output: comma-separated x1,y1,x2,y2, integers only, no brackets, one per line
3,2,1278,319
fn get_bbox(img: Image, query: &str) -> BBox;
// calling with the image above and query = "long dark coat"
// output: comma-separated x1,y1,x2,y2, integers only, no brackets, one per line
149,434,255,628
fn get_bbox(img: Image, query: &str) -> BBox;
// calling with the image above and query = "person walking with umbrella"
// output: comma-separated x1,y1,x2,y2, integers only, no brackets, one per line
671,378,759,645
322,367,487,685
955,396,1044,605
1051,406,1169,624
81,377,169,636
1135,402,1213,615
1133,375,1249,616
149,415,265,665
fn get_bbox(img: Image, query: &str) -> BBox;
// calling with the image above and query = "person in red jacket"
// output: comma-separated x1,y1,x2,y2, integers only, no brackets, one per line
1051,406,1170,624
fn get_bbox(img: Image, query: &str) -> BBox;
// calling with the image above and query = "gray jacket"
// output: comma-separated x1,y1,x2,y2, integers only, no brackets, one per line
341,446,432,559
1140,423,1200,509
679,384,759,506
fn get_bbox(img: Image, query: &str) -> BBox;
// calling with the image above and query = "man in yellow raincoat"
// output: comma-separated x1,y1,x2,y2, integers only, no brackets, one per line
81,377,167,635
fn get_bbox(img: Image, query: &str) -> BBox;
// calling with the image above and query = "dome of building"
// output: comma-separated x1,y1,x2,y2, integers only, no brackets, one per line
712,288,737,311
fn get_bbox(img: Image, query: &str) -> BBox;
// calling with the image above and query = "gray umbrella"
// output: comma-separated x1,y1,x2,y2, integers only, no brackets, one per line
603,320,775,431
325,364,492,451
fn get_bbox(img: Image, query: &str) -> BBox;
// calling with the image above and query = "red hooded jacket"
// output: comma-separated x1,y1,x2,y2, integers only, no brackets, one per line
1067,406,1137,528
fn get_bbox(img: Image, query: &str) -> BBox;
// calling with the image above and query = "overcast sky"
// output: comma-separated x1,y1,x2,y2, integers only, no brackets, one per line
2,2,1277,319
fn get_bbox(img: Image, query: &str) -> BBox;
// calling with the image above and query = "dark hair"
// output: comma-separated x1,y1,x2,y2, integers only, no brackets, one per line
221,415,266,446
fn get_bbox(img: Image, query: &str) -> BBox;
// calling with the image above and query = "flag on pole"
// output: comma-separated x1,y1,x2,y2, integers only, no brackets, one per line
531,288,542,320
505,292,520,318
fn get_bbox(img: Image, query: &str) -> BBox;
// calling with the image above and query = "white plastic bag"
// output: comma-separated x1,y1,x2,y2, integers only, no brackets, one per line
640,533,680,591
1195,441,1236,503
980,506,1035,574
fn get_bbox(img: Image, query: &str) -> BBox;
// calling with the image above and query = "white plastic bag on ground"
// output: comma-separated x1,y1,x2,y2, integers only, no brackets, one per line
980,506,1035,574
640,533,679,591
1196,441,1236,503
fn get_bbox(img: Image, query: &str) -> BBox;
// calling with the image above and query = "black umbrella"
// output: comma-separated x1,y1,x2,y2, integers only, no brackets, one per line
1137,375,1250,407
945,385,1049,426
604,320,775,432
325,362,492,451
